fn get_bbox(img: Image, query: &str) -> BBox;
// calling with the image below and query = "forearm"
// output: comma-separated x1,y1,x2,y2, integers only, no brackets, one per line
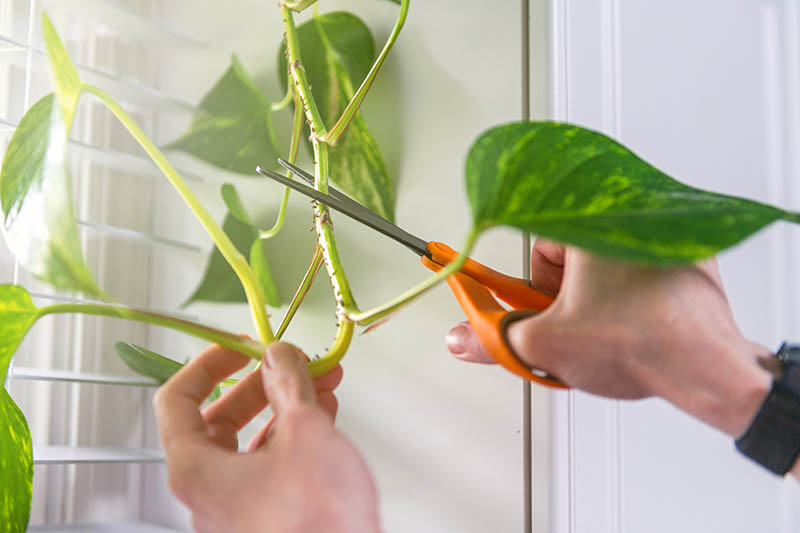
654,336,772,438
792,458,800,481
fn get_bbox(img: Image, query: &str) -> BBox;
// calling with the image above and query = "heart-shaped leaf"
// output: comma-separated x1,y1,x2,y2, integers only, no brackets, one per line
0,94,103,297
41,12,83,129
279,12,395,221
467,121,797,263
165,56,279,175
0,390,33,532
0,284,41,532
185,185,279,307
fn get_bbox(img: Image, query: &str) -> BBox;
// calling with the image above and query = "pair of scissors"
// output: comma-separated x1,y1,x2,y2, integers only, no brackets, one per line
256,160,568,389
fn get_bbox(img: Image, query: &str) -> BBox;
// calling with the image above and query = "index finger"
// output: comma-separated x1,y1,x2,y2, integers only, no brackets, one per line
153,344,252,450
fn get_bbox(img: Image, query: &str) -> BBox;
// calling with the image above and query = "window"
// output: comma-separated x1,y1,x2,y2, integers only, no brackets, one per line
2,0,203,529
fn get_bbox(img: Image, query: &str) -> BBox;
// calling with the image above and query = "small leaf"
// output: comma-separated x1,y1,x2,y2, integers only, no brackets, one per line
0,94,103,297
185,185,279,306
221,183,253,226
165,56,278,175
467,121,796,264
279,12,395,221
114,341,182,384
41,12,83,128
0,284,40,532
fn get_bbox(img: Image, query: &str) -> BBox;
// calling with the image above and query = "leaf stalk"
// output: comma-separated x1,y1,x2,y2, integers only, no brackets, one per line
83,84,274,343
318,0,410,146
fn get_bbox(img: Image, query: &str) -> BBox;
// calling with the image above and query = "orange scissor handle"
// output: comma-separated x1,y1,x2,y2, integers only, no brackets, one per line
427,241,554,311
421,244,568,389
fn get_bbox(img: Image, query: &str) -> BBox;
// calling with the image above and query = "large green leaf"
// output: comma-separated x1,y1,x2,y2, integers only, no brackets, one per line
41,12,83,128
0,284,40,532
184,185,279,307
0,94,102,296
279,12,395,221
165,56,278,175
467,121,798,264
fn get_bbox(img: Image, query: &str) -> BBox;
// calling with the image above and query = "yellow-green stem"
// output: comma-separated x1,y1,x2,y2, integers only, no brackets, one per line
276,244,323,339
83,84,273,343
260,90,304,240
281,5,357,369
319,0,410,146
39,302,266,359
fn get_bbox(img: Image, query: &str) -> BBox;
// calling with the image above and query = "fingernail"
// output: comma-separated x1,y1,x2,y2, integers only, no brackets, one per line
265,343,303,369
445,324,469,355
265,344,284,369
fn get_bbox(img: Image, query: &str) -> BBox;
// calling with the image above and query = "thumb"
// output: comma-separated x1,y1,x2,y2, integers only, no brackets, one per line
261,342,317,415
505,314,563,379
445,321,497,364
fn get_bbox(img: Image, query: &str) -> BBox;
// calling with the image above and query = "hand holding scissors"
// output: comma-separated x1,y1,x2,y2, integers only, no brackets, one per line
257,160,568,389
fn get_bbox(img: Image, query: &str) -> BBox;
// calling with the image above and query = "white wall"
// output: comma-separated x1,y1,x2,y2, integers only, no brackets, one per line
142,1,545,531
548,1,800,532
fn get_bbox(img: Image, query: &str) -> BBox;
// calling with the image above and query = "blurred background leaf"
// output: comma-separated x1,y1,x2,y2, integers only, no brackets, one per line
165,55,279,175
184,184,279,307
0,94,103,297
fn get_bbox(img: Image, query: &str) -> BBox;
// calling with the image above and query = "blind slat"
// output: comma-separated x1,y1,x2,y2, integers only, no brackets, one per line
34,445,164,465
11,366,158,387
0,33,195,112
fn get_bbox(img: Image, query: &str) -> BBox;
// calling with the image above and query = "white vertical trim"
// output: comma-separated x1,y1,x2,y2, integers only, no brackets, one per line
600,1,623,531
547,2,574,532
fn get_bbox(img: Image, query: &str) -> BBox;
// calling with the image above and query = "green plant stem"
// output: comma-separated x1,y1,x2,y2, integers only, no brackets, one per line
282,5,356,366
281,6,329,139
260,90,304,240
38,302,266,359
276,245,324,339
83,84,274,344
347,228,480,326
308,320,353,377
282,0,318,13
318,0,410,147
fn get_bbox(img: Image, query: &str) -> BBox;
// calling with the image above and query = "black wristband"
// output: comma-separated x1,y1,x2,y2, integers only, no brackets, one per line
735,352,800,476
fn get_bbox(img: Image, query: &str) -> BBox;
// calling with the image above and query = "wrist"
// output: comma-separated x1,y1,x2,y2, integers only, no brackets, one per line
656,337,772,438
793,458,800,480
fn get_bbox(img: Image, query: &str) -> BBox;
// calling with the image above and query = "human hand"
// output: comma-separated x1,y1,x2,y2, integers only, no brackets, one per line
153,342,380,533
446,239,773,439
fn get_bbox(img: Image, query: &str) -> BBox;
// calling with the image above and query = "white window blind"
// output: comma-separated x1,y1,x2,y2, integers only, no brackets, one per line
1,0,209,530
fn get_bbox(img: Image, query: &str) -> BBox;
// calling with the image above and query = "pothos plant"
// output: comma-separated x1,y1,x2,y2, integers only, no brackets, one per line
1,3,799,530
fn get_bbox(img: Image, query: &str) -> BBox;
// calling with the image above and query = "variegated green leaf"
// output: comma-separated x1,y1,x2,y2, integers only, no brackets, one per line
0,284,40,532
467,121,799,263
165,56,279,175
279,12,394,221
0,94,103,297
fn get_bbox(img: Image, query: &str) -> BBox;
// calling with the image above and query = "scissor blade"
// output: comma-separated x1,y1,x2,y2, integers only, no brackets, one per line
277,158,371,215
256,166,431,258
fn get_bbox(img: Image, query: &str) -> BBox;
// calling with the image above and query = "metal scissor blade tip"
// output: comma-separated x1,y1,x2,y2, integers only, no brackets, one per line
258,163,431,259
277,158,316,185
